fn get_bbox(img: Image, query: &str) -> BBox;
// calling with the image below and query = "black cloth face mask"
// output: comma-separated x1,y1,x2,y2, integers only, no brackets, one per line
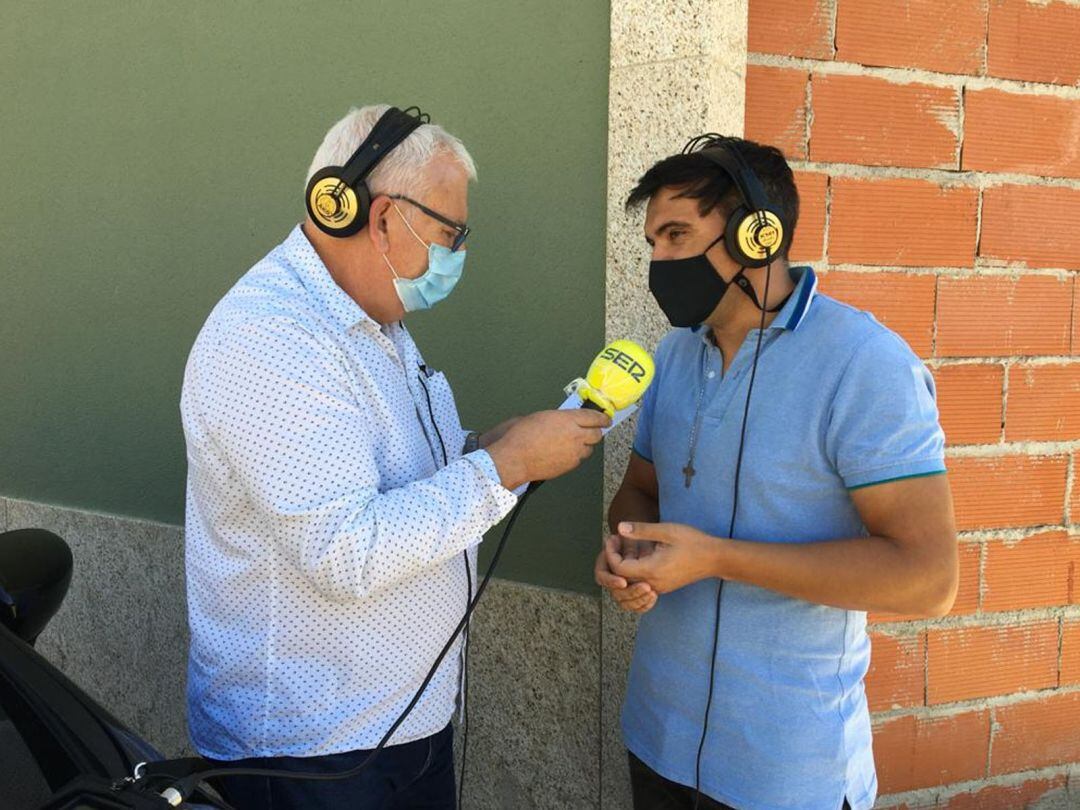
649,233,736,327
648,234,782,327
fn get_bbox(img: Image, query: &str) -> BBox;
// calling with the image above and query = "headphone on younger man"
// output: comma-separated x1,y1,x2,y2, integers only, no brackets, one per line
305,106,429,238
681,133,790,269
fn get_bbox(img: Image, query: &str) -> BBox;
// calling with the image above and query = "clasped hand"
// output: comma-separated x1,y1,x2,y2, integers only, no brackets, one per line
593,521,722,613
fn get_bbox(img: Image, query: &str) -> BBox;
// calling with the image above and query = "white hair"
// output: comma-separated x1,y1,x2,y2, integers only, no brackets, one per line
305,104,477,199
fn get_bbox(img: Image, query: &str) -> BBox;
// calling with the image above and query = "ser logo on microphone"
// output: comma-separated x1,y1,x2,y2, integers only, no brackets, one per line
599,347,649,382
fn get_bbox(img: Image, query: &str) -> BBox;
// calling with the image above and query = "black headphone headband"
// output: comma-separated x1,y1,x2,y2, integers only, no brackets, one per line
683,134,771,216
339,106,428,187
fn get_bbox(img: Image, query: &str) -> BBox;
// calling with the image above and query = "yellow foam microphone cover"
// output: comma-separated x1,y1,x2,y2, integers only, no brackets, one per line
580,340,655,415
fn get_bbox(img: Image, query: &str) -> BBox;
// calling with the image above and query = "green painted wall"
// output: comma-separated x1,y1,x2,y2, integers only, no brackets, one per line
0,2,610,592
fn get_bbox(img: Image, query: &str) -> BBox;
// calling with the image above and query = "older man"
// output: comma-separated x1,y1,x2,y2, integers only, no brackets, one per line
181,104,608,809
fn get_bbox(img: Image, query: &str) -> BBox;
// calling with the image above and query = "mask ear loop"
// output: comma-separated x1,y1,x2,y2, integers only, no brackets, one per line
381,253,401,280
382,202,435,282
393,201,433,249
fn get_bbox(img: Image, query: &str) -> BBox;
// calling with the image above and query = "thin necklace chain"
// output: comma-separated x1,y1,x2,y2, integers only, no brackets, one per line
683,343,713,488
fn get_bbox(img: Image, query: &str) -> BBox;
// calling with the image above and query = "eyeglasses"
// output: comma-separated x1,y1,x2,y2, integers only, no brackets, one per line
388,194,470,252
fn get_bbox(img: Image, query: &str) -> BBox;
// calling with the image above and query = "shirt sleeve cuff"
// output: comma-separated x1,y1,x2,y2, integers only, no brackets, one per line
463,449,520,512
843,458,947,490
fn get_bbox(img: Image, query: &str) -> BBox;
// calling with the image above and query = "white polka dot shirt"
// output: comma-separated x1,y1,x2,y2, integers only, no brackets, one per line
180,224,518,759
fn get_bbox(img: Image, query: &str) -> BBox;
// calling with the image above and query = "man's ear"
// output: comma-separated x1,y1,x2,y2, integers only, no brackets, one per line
367,195,394,252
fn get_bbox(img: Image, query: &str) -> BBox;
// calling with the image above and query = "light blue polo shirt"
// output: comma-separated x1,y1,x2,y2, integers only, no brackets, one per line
622,266,946,810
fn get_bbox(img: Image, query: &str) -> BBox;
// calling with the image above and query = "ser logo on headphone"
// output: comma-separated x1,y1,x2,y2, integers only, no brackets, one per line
305,106,429,238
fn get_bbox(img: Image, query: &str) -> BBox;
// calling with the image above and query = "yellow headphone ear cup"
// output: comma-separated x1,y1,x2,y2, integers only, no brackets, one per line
735,210,784,260
308,176,359,231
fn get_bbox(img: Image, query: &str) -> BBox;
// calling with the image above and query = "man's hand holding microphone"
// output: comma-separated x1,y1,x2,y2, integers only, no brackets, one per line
486,410,610,492
483,339,656,494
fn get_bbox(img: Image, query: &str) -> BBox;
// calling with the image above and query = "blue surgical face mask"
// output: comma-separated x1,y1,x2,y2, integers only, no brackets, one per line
383,203,466,312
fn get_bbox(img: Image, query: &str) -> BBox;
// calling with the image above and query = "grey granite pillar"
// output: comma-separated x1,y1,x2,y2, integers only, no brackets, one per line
603,2,748,808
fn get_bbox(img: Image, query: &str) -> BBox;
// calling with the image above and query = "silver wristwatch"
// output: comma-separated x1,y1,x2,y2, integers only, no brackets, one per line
463,431,482,455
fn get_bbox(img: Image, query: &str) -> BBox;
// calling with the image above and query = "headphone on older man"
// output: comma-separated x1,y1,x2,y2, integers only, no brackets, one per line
305,105,429,238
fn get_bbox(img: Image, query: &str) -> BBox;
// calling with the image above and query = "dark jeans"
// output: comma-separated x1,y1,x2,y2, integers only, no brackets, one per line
629,751,852,810
208,724,455,810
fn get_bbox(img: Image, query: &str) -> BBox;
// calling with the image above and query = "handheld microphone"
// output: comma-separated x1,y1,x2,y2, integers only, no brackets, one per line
567,339,656,418
527,340,655,494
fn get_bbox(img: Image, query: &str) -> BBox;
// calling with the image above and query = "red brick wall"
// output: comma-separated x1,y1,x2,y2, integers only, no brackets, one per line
746,1,1080,806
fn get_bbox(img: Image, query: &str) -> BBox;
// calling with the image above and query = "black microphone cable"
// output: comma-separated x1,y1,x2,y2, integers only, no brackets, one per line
692,247,773,810
459,554,473,810
415,367,474,809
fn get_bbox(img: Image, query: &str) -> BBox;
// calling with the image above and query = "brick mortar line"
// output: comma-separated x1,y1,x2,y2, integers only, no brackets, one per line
869,682,1080,723
937,357,1078,369
973,181,985,272
789,159,1080,189
871,605,1080,637
833,267,1078,281
821,178,832,267
809,262,1080,277
976,541,987,615
1000,357,1012,445
827,0,838,61
946,437,1078,451
1068,454,1077,527
923,625,930,708
987,706,998,794
999,356,1010,444
955,85,966,172
876,763,1075,808
746,52,1080,99
956,525,1075,541
945,442,1079,456
931,262,940,358
804,72,814,161
1018,0,1080,7
1060,616,1066,692
927,357,1080,368
1072,276,1079,357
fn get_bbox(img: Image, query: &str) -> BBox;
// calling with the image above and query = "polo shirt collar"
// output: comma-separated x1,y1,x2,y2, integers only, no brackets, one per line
776,265,818,331
690,264,817,342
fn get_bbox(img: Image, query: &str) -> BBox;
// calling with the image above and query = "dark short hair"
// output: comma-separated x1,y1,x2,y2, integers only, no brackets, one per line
626,136,800,258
